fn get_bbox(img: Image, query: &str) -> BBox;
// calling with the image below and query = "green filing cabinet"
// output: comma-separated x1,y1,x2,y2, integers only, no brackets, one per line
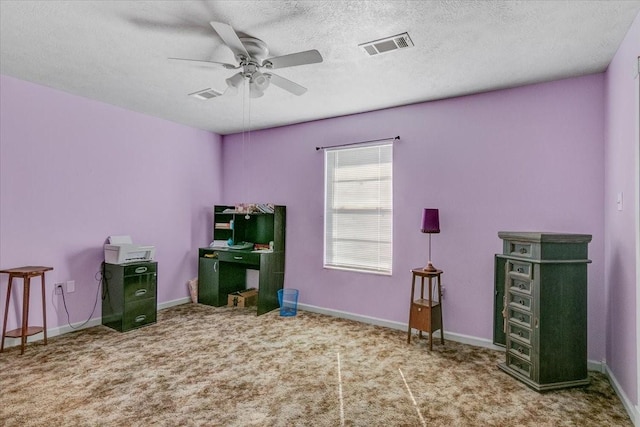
102,261,157,332
494,232,591,391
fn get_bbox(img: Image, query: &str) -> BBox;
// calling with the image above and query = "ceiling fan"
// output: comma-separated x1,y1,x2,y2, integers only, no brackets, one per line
170,21,323,98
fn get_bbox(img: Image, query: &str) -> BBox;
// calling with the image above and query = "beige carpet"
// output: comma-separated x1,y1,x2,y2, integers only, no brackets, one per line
0,303,632,426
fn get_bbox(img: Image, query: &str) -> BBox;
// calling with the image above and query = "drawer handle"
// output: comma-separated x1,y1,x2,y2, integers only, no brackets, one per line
518,283,524,289
517,347,524,354
519,315,525,322
518,331,523,337
519,247,528,254
517,268,524,273
234,256,243,260
135,289,147,297
135,267,148,274
135,315,146,323
519,299,525,305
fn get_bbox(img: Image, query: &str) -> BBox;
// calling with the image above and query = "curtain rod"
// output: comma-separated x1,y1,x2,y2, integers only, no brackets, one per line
315,136,400,151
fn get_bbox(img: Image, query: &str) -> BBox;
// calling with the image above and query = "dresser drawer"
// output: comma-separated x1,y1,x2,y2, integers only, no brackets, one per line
218,251,260,266
123,299,157,330
507,242,533,258
507,260,532,278
508,292,532,312
508,322,531,345
508,307,532,328
509,277,532,295
508,339,532,361
507,354,533,379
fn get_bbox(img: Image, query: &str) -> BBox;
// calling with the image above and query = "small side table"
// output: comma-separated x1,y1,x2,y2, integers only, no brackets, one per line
407,268,444,351
1,266,53,354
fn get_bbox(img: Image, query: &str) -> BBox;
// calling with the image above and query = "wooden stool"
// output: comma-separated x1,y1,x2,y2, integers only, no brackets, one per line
407,268,444,351
1,266,53,354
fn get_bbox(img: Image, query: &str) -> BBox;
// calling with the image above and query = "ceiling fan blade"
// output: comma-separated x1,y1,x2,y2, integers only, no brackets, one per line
210,21,250,59
168,57,238,69
265,73,307,96
264,50,323,70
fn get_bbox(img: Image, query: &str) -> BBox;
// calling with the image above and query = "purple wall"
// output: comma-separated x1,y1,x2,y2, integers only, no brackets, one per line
221,74,606,360
0,75,221,332
604,13,640,406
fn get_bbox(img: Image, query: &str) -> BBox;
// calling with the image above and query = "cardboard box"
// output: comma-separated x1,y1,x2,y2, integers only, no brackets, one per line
227,289,258,308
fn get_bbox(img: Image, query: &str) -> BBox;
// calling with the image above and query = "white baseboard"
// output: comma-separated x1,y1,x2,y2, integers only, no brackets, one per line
297,302,607,371
297,302,505,351
2,297,191,349
605,364,639,425
158,296,191,310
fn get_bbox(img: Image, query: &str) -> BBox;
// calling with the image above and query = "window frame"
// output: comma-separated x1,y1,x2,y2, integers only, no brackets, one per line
323,141,393,275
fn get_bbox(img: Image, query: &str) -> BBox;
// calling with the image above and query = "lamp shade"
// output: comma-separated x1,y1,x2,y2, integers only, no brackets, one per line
421,208,440,233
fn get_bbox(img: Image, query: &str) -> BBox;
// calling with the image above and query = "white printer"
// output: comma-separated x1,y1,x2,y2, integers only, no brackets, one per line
104,235,156,265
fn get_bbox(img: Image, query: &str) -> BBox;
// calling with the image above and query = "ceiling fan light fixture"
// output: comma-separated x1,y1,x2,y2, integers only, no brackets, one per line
249,83,265,98
250,71,270,91
225,72,245,95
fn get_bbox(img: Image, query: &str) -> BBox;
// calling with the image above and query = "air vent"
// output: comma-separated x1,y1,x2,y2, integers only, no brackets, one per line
359,32,414,56
189,88,223,100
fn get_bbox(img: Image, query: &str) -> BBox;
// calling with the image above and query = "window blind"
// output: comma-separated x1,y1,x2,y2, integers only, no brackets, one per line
324,142,393,274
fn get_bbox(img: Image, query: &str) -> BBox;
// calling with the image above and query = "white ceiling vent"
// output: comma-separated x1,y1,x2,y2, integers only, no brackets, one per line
359,33,414,56
189,88,223,100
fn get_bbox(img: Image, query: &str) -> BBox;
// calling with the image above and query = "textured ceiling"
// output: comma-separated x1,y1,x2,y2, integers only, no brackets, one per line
1,1,639,135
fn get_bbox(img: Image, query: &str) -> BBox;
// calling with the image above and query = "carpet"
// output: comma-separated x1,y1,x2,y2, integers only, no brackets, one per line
0,303,632,426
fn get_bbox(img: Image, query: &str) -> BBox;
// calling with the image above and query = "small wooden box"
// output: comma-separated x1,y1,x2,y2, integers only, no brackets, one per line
227,289,258,308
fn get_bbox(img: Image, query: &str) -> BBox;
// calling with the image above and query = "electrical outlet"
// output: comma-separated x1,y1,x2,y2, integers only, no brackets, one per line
66,280,75,293
55,284,63,295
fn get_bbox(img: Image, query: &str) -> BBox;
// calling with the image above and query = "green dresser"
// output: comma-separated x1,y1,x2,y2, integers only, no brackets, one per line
493,232,591,391
102,261,157,332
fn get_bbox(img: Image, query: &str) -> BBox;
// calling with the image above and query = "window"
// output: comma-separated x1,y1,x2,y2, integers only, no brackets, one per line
324,142,393,274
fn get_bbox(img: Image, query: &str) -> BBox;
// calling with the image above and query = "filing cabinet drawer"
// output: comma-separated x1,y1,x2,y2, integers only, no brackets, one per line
507,260,532,278
509,277,531,294
123,263,157,276
508,339,532,361
124,279,157,301
508,322,531,345
508,292,532,312
508,307,532,328
507,354,533,379
123,298,157,330
218,251,260,266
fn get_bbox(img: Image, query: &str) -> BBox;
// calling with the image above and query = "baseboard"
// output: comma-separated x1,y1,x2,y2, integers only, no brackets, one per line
605,364,639,425
2,297,191,349
297,302,607,371
158,296,191,310
297,302,504,351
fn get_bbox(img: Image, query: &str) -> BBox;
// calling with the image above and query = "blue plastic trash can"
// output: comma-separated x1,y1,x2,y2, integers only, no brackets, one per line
277,288,299,317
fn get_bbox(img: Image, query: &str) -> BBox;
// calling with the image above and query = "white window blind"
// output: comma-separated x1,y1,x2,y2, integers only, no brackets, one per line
324,142,393,274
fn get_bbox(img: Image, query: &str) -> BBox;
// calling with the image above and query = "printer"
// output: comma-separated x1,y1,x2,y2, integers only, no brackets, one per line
104,235,156,265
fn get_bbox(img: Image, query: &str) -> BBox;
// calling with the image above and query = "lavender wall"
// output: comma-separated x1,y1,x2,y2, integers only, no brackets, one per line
604,13,640,406
0,75,221,332
221,74,606,360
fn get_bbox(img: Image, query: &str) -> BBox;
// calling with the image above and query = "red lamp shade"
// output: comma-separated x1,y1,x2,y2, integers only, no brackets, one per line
421,209,440,234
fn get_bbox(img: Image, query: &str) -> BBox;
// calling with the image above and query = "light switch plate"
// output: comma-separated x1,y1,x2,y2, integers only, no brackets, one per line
617,192,623,211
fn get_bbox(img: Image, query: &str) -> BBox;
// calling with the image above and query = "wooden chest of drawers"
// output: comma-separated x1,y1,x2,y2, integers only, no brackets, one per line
493,232,591,391
102,261,157,332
